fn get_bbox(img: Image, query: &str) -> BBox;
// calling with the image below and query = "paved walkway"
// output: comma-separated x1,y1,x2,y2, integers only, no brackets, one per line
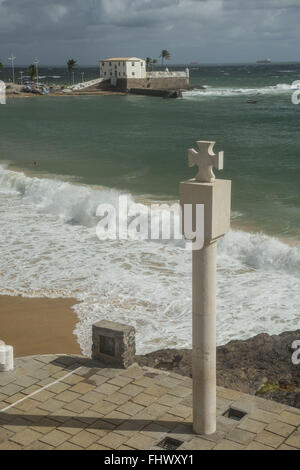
67,78,104,91
0,355,299,450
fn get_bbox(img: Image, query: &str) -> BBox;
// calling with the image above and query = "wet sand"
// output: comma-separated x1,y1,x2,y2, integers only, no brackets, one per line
0,296,82,357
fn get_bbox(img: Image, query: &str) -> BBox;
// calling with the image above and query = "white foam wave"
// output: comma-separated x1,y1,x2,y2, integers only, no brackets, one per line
0,165,183,245
0,165,299,355
219,230,300,277
183,83,298,98
0,165,134,227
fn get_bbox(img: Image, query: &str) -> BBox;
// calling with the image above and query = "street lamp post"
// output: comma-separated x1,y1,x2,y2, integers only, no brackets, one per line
20,71,24,85
81,72,85,83
8,54,16,84
34,58,39,85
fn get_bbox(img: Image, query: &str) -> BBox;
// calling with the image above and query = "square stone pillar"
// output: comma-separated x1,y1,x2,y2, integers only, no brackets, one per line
180,179,231,243
92,320,136,369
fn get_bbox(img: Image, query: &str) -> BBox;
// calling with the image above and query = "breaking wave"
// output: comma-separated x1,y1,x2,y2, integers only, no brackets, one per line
0,164,132,227
183,83,300,99
0,165,299,354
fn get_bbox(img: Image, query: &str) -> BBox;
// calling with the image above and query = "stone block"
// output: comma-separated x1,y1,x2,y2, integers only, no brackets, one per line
214,439,245,450
255,430,285,448
278,411,300,427
92,320,135,369
285,431,300,449
180,178,231,243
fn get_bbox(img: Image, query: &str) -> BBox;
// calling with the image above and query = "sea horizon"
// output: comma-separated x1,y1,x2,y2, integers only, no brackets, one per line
2,60,300,68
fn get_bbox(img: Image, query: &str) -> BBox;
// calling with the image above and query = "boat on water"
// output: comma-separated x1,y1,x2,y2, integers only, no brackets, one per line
256,58,271,64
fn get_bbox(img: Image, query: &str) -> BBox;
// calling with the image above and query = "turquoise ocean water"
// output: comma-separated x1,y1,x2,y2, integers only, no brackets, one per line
0,64,299,354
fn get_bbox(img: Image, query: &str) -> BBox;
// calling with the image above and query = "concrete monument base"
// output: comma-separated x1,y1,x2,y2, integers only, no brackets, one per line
92,320,135,369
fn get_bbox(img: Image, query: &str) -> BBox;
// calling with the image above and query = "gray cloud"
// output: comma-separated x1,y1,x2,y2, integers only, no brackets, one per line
0,0,299,64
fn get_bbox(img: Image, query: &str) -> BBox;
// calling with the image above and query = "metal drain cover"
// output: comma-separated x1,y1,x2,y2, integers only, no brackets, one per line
157,437,183,450
223,407,247,421
144,372,159,378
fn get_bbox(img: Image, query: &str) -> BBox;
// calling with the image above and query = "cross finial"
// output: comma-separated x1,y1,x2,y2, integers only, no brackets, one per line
188,141,224,183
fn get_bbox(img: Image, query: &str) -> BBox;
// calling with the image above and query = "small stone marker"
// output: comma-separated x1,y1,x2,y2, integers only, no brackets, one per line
92,320,136,369
0,341,14,372
180,140,231,435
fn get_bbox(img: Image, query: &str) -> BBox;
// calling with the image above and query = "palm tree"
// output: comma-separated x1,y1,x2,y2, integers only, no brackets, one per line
67,59,77,84
146,58,158,71
159,50,171,66
146,57,152,71
28,64,37,81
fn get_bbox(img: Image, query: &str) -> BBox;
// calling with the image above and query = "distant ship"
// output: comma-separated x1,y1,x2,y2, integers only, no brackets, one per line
256,58,271,64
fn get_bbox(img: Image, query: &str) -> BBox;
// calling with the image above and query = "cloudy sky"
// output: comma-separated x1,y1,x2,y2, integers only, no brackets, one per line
0,0,299,65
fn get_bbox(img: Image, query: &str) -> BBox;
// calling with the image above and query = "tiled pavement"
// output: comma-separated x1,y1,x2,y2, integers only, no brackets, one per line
0,354,299,450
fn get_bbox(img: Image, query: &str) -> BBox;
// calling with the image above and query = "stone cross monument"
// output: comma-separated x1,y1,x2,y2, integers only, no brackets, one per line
180,140,231,435
188,141,224,183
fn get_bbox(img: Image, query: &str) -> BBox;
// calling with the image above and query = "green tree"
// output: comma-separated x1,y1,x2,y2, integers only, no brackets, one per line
159,50,171,66
67,58,77,84
28,64,37,81
146,57,152,70
146,58,158,71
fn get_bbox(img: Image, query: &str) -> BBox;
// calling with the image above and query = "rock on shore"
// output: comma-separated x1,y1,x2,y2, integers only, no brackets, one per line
136,330,300,408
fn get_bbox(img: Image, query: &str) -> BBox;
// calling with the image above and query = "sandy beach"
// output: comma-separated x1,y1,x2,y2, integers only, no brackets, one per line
6,91,127,99
0,295,81,357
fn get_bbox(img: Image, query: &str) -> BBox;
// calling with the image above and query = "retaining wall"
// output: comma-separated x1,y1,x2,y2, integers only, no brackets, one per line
116,76,189,90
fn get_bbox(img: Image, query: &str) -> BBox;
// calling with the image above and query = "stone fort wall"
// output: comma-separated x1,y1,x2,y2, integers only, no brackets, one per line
117,76,189,90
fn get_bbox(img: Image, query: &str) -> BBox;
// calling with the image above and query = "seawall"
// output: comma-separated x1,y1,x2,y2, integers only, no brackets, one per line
129,88,182,98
